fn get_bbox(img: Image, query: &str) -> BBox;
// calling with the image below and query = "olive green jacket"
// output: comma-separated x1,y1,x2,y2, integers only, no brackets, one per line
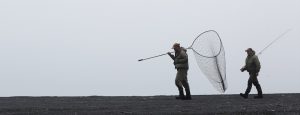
168,47,189,69
243,55,261,73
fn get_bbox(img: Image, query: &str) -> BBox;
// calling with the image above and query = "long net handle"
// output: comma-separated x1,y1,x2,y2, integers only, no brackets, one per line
138,47,193,62
138,52,173,61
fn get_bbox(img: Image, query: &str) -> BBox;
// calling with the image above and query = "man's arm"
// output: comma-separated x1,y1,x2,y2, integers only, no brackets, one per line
174,52,188,64
254,56,261,72
167,52,175,60
241,58,247,72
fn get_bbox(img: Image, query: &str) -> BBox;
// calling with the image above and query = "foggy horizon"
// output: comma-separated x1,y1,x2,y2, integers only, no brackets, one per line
0,0,299,96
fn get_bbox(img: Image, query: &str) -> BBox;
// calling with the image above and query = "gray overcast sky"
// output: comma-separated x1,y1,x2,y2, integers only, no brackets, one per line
0,0,299,96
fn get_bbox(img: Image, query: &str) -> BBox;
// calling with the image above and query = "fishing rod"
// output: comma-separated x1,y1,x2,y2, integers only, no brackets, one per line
258,29,292,55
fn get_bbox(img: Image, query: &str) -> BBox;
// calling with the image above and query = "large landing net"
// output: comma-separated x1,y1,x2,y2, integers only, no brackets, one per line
138,30,227,93
189,30,227,93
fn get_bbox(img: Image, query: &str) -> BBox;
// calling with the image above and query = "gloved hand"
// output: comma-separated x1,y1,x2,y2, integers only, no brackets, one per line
167,52,172,56
240,67,246,72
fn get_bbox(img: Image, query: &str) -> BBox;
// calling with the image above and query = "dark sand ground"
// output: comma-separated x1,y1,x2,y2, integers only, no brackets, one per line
0,93,300,115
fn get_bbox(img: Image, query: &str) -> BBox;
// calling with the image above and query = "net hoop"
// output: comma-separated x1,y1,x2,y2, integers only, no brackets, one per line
189,30,224,58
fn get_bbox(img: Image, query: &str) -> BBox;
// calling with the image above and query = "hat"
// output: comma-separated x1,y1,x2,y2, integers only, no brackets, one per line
172,43,180,49
245,48,253,52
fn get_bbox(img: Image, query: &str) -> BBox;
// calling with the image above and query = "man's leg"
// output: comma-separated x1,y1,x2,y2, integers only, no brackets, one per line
240,75,253,99
180,69,191,100
253,82,263,98
182,82,191,100
245,76,253,95
175,70,185,99
251,73,263,98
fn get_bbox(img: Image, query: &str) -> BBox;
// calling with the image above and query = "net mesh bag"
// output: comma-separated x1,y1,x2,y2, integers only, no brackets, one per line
189,30,227,93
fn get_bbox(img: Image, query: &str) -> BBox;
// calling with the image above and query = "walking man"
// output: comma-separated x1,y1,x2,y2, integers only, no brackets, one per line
240,48,263,99
167,43,192,100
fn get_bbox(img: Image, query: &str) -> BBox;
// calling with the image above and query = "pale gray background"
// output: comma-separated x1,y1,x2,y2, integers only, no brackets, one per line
0,0,299,96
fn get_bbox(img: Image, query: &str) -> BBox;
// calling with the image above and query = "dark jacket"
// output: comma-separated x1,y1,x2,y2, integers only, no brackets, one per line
243,55,261,73
169,47,189,69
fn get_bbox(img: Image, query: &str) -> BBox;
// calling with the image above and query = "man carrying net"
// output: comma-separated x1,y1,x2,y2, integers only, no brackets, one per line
167,43,192,100
139,30,227,95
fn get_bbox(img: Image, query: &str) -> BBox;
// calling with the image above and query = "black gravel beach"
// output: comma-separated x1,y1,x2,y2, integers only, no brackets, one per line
1,93,300,115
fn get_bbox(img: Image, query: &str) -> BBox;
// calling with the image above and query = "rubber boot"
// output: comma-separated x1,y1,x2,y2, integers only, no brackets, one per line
254,85,263,99
184,88,192,100
240,93,248,99
175,89,185,100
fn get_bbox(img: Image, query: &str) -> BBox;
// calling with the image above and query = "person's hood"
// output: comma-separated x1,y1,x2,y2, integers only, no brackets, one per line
181,47,187,52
